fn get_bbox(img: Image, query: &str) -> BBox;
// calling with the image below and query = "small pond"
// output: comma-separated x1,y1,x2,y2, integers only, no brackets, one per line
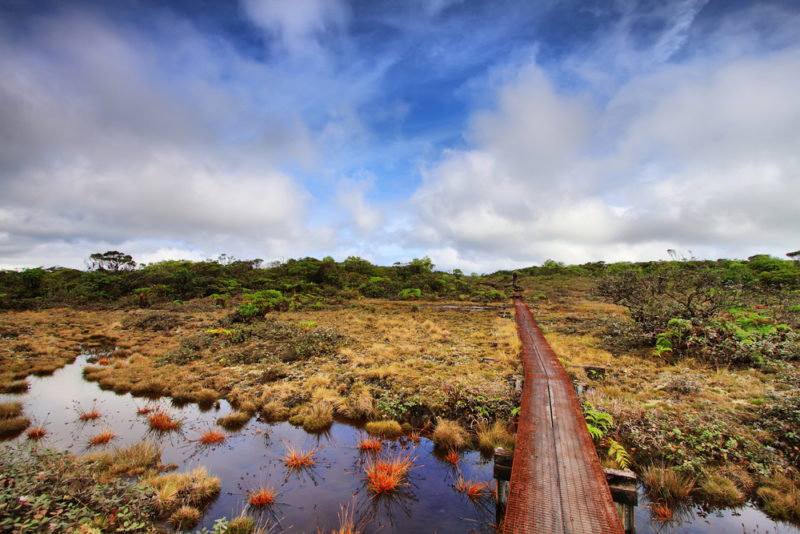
1,355,799,533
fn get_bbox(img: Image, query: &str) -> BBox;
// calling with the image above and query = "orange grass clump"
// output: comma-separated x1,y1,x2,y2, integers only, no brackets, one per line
248,486,277,507
148,410,181,432
456,477,490,500
364,454,414,495
358,438,382,453
281,444,319,469
200,429,226,444
89,429,115,445
651,502,674,522
137,406,155,415
98,358,111,365
77,407,100,421
444,449,460,465
26,426,46,440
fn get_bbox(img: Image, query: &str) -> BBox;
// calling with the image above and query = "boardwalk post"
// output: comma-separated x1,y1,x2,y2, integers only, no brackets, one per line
494,446,513,525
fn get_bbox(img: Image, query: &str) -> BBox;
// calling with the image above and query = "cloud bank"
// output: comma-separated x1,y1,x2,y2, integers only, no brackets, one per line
0,0,798,272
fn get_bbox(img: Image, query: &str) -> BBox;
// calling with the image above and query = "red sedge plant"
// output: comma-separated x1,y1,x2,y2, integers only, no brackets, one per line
77,407,100,421
89,429,115,445
148,410,181,432
248,486,277,507
456,476,490,500
364,453,414,495
281,442,322,470
444,449,460,465
358,437,382,453
26,426,46,440
199,429,226,444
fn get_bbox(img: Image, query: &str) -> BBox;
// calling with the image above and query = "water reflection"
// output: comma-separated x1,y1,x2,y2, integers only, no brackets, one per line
0,356,495,532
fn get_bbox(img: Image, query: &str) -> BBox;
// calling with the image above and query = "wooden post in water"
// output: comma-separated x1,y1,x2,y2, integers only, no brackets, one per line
494,446,513,526
604,468,638,534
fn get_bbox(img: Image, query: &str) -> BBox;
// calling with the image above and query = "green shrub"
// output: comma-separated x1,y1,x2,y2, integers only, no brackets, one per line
0,445,156,533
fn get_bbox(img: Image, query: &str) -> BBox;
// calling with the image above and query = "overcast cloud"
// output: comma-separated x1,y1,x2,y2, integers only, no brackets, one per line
1,0,798,271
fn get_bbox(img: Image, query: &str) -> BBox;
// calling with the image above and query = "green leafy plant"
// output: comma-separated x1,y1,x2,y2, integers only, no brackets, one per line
583,403,613,441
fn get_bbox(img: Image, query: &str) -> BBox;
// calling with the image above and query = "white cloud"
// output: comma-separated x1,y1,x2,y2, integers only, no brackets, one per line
240,0,350,58
410,14,800,267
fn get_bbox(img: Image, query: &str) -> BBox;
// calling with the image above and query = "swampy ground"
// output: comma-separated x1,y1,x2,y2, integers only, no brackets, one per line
2,256,800,531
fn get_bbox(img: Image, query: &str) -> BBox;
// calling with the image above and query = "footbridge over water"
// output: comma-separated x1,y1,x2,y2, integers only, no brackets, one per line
502,295,624,534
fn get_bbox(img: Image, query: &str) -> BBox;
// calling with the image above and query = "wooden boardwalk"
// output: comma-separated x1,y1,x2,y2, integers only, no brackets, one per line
503,296,623,534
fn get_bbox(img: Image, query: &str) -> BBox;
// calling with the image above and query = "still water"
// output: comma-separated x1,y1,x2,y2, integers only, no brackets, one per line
1,356,798,533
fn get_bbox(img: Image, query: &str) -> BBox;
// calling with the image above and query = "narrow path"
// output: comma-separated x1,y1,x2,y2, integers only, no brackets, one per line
503,296,623,534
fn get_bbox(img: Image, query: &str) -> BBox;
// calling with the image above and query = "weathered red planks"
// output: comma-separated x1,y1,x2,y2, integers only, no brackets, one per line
503,297,623,534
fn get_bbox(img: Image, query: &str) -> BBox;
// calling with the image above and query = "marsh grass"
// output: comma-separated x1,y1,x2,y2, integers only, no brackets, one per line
148,410,182,432
169,505,201,530
0,415,30,438
432,418,468,449
358,437,382,453
699,473,745,507
476,420,515,453
248,486,278,507
365,420,402,438
0,401,22,418
89,429,116,445
757,473,800,523
217,411,252,430
642,465,695,505
364,453,414,495
83,440,161,480
146,467,220,516
76,405,101,421
281,442,322,470
444,449,460,465
0,379,29,394
199,429,227,444
26,425,46,440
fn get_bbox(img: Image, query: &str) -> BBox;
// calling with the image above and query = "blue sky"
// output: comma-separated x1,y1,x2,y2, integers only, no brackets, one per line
1,0,799,272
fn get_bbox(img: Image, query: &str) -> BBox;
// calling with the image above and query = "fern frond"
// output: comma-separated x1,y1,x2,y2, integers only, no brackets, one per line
607,438,631,470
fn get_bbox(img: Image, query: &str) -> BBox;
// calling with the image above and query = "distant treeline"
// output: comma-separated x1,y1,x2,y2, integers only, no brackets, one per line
1,251,798,310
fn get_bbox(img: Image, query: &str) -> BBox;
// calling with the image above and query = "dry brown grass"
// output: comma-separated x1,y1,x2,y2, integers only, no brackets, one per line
432,418,468,450
365,420,402,439
0,401,22,418
216,411,252,430
476,420,515,453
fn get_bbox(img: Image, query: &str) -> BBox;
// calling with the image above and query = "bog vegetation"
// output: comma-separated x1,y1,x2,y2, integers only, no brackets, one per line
1,251,799,527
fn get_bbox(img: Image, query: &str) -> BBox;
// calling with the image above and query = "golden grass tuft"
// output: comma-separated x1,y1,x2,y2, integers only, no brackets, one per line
432,418,468,450
0,416,30,438
299,401,334,433
365,420,402,439
757,473,800,523
148,410,182,432
476,420,515,453
261,400,290,421
194,388,219,406
147,467,221,515
248,486,277,507
85,440,162,479
698,473,745,507
0,379,29,394
169,505,201,530
216,411,252,431
0,401,22,419
227,516,256,534
89,429,116,445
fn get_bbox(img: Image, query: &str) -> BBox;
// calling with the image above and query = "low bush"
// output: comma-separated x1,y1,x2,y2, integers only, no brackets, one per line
0,445,156,533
